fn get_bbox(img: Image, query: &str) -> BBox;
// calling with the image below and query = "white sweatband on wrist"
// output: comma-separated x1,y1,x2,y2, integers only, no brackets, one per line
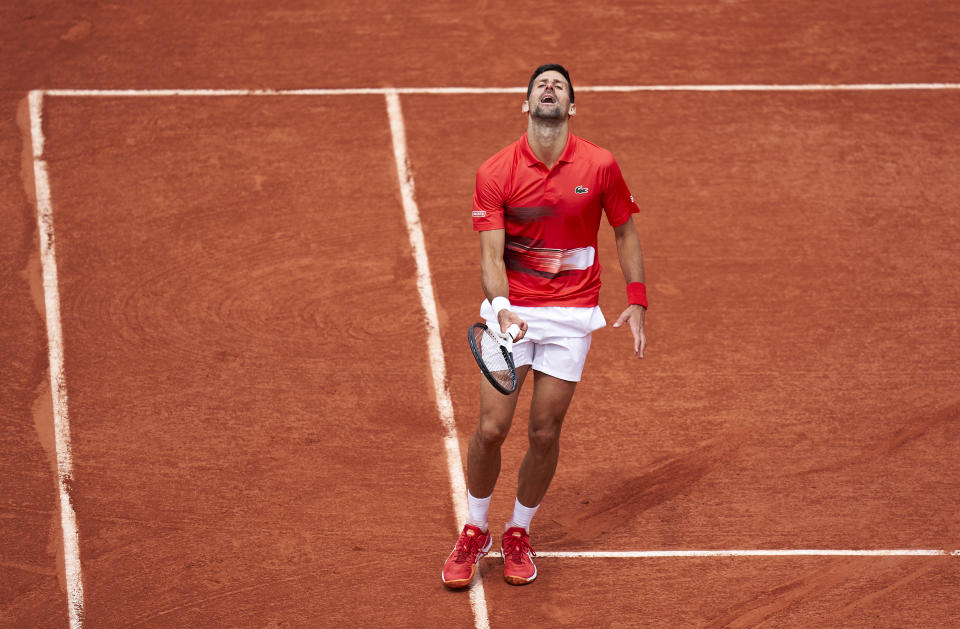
491,296,511,317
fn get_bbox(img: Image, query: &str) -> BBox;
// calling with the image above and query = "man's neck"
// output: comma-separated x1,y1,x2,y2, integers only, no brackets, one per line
526,119,569,169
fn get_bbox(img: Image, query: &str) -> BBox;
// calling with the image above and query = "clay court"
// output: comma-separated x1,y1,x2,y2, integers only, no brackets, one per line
2,2,960,627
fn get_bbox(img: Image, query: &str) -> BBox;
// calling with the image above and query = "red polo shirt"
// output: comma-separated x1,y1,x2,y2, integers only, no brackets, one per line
472,133,639,307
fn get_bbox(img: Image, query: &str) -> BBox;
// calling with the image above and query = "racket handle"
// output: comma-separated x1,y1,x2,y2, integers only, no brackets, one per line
505,323,521,342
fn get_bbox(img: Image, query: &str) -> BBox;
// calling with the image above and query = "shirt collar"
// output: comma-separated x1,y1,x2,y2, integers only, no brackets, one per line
520,132,576,167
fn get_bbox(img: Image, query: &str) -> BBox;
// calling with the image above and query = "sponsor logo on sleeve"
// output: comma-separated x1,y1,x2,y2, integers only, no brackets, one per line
472,210,486,217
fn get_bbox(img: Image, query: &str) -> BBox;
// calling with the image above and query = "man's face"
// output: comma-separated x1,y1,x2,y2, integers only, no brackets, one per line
524,71,575,120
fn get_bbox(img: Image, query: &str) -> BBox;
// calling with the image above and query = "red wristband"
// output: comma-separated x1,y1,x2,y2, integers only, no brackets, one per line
627,282,648,308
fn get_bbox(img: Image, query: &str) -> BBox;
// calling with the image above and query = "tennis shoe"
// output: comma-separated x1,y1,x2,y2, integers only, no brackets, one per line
501,526,537,585
442,524,492,589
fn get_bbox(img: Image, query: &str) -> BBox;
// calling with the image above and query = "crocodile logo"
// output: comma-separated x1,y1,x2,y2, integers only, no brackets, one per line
575,185,589,194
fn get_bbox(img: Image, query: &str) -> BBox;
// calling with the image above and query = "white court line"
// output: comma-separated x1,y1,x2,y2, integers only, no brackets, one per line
385,90,490,629
41,82,960,97
494,549,960,558
28,90,85,629
33,83,959,628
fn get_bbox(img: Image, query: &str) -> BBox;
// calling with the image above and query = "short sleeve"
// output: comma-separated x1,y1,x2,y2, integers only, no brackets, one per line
472,165,505,231
601,155,639,227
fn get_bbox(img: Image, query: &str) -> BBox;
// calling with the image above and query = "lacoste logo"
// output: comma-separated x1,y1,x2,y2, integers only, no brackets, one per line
575,185,589,194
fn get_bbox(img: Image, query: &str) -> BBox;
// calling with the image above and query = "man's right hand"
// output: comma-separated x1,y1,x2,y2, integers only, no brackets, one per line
498,310,528,341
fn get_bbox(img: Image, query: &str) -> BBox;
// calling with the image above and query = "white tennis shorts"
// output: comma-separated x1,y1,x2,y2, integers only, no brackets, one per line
480,300,607,382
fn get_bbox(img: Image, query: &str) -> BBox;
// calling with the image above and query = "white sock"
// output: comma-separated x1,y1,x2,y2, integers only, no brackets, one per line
507,498,539,532
466,491,492,532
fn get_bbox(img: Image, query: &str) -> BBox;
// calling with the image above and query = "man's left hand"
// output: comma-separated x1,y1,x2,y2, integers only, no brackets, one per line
613,305,646,359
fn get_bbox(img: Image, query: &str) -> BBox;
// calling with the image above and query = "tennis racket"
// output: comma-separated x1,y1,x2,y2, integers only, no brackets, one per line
468,322,521,395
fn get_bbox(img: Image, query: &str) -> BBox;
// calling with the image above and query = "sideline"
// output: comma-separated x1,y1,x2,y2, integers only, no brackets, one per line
28,90,85,629
385,90,491,629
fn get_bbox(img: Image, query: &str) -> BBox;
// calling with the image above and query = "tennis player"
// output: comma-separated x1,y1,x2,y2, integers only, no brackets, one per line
442,64,648,588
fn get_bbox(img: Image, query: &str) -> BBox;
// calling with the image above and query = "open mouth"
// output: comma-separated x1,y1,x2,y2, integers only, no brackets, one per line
540,93,556,104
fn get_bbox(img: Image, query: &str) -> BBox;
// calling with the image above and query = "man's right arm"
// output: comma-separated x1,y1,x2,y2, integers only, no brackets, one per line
479,229,527,340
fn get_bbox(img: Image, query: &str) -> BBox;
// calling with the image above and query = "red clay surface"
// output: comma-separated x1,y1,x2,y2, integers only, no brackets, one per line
481,556,960,628
3,1,960,90
407,91,960,547
2,2,960,627
21,96,474,627
407,90,960,622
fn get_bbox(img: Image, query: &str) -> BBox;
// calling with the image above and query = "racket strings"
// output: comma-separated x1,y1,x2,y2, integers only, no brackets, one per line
474,326,514,390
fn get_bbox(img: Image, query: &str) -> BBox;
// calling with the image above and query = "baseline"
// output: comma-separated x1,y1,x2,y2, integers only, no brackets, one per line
496,549,960,558
40,82,960,98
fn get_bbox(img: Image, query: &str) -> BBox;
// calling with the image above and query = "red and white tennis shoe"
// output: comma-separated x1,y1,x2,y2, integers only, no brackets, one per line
442,524,492,589
501,526,537,585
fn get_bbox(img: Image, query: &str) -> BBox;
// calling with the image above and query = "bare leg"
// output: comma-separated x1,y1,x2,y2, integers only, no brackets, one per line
467,365,532,498
516,370,577,508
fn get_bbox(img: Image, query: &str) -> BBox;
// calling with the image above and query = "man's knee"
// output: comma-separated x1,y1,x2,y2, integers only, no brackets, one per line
528,420,562,453
475,414,511,448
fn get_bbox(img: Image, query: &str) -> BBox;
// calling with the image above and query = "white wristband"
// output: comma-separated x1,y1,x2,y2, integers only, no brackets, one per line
491,296,511,317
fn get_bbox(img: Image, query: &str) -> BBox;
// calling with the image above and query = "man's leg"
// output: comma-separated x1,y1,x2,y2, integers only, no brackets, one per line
502,370,577,585
442,365,531,589
467,365,532,504
516,370,577,509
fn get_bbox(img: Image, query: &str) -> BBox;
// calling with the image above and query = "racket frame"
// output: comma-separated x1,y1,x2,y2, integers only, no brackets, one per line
467,322,519,395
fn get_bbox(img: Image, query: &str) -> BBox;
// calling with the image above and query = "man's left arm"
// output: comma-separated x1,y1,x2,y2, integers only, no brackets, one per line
612,216,647,359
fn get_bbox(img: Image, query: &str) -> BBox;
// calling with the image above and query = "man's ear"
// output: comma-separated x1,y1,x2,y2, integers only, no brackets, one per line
568,102,577,116
521,100,530,114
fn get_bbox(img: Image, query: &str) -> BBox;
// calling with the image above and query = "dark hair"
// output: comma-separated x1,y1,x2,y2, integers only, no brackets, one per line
526,64,574,103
